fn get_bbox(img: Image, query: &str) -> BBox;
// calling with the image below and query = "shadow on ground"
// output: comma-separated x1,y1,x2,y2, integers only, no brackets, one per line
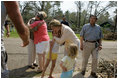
73,72,84,78
73,72,95,78
9,66,41,78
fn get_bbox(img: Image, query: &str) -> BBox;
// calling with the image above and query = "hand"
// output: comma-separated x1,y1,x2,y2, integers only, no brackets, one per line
19,26,29,47
52,38,55,42
80,44,83,51
21,41,29,47
62,66,67,72
6,32,10,37
29,26,32,29
98,45,102,50
38,22,44,26
50,39,55,47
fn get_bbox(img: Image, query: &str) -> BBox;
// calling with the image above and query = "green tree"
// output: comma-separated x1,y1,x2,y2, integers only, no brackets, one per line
19,1,35,23
64,10,70,23
75,1,83,30
97,12,110,25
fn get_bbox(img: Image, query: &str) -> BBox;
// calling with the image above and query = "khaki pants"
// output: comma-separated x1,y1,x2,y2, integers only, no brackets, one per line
82,42,98,73
27,39,36,65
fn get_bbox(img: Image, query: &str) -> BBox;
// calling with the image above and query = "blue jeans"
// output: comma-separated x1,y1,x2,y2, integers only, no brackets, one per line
60,70,73,78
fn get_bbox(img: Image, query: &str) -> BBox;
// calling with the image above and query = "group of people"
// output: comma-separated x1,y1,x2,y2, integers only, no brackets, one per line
26,11,80,78
26,12,103,78
1,1,103,78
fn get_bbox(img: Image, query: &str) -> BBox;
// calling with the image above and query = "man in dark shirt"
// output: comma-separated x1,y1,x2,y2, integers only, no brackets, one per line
61,17,69,26
4,20,10,37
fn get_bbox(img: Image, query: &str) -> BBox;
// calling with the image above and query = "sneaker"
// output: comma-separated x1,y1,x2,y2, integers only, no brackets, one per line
81,70,85,75
91,72,98,78
33,63,38,67
28,65,35,69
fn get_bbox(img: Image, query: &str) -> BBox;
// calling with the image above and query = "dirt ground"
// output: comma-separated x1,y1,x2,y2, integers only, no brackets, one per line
4,38,117,78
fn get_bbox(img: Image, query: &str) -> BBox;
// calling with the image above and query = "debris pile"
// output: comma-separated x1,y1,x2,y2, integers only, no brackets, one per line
97,59,117,78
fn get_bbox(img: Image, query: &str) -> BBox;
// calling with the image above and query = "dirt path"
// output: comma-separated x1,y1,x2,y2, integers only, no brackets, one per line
4,38,117,78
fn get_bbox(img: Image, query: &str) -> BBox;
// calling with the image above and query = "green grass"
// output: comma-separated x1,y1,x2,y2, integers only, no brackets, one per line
5,29,116,41
4,29,19,38
48,32,53,39
5,29,80,39
76,33,80,39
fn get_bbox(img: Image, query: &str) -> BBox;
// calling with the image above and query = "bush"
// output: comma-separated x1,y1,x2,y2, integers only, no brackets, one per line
102,27,117,40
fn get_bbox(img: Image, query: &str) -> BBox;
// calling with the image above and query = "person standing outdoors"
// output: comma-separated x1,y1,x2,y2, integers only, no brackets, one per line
29,11,50,72
61,16,69,26
80,15,103,78
4,20,10,37
27,13,43,69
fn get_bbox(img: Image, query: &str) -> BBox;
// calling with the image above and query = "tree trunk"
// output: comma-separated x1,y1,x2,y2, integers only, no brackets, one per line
78,1,81,30
83,2,90,25
113,15,117,40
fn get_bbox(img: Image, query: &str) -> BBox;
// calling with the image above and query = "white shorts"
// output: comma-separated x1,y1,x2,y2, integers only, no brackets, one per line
36,41,49,54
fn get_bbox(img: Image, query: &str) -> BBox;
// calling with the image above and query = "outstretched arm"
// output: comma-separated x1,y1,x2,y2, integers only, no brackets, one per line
29,21,44,31
60,61,67,72
4,1,29,47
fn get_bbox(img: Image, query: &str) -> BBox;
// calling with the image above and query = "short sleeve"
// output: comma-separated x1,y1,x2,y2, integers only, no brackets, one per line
61,56,67,63
80,25,85,37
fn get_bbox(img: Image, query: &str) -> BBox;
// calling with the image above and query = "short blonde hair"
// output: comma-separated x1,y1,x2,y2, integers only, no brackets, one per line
49,19,62,27
68,44,78,59
36,11,47,20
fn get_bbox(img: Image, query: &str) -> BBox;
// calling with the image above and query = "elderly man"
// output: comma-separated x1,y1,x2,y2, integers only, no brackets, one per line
80,15,103,78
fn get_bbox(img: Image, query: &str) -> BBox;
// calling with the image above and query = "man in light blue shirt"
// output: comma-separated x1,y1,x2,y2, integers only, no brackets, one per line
80,15,103,78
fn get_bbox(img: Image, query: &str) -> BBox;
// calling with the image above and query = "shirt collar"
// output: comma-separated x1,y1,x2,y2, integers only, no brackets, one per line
89,23,96,27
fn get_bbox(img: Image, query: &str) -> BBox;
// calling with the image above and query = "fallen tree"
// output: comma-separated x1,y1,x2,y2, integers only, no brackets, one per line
97,58,117,78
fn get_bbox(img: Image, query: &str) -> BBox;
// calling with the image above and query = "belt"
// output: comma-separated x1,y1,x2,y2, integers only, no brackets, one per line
85,40,96,43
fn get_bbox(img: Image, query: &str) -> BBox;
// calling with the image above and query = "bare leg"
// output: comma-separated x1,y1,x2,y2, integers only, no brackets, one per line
38,53,43,71
41,59,50,78
42,52,45,70
49,60,56,77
